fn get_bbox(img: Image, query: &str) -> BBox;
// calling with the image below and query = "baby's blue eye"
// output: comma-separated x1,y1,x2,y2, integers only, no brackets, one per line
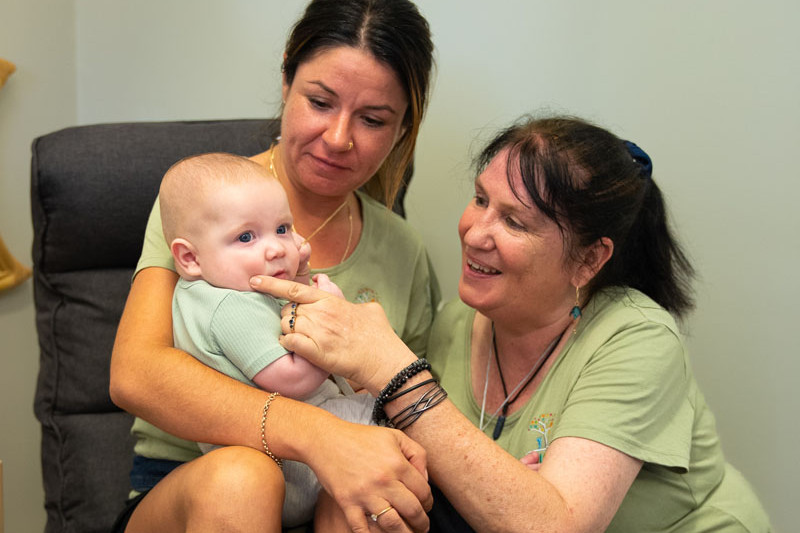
238,232,254,243
277,225,288,235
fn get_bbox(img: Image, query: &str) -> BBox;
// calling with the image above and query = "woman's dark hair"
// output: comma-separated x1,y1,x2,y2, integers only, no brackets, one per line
476,115,695,319
283,0,434,208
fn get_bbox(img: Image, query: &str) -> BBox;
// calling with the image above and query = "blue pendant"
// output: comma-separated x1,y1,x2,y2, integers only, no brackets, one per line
492,415,506,440
571,305,581,319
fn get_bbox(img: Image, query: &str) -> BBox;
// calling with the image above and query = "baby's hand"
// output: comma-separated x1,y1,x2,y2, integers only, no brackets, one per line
520,451,542,471
312,273,345,299
293,231,312,286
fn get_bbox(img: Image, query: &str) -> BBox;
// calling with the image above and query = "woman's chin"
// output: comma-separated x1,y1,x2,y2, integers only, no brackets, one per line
458,281,492,311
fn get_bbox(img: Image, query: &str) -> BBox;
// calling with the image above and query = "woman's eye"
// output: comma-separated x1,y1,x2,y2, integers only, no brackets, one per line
276,225,288,235
473,194,488,207
506,217,526,231
238,232,254,243
362,115,385,128
308,97,330,110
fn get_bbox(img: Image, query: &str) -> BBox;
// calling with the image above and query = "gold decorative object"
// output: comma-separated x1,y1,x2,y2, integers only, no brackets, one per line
0,57,15,89
0,59,31,293
0,235,31,292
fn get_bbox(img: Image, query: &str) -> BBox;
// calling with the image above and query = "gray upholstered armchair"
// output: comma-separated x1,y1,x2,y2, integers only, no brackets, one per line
31,119,281,533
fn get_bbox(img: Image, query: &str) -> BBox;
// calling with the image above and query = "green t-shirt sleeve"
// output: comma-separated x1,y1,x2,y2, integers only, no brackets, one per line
210,292,289,381
135,195,176,277
554,321,693,470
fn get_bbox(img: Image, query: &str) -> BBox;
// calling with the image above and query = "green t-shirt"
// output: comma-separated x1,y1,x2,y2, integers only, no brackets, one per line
131,190,440,463
427,288,770,532
172,278,287,384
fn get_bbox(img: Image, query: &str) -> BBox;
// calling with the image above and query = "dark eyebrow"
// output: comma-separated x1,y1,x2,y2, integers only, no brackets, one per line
475,174,535,219
307,80,398,115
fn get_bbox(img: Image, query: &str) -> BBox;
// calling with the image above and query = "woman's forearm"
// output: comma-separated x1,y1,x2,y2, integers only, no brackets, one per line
383,372,638,533
379,373,567,533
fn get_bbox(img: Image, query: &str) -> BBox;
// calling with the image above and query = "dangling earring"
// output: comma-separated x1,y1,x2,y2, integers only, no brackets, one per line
571,285,582,319
570,285,582,335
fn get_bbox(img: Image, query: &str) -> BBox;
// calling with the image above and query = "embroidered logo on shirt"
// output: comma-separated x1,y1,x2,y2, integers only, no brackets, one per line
526,413,555,462
355,287,379,304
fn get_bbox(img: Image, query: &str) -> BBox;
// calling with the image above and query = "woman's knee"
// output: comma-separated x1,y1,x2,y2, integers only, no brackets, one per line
189,446,285,507
128,447,285,532
175,447,285,531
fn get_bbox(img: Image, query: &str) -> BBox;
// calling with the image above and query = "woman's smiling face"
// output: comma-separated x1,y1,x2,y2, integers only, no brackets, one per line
458,149,578,326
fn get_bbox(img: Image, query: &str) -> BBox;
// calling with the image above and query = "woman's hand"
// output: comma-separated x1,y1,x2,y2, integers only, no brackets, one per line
305,416,432,533
250,275,417,395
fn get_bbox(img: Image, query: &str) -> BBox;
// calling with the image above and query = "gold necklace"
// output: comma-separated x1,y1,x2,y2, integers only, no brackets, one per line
270,144,353,263
340,202,353,263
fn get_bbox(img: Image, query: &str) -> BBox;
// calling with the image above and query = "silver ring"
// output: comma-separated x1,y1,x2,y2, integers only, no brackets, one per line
289,302,298,333
369,505,393,522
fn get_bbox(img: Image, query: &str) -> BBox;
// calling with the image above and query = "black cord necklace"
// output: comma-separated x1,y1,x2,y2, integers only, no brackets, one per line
487,323,564,440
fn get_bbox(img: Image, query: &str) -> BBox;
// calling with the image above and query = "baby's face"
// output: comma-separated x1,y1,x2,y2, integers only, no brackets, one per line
193,178,300,291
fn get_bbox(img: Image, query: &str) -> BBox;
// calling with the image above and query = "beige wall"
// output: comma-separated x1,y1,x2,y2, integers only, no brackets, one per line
1,1,796,531
0,1,77,531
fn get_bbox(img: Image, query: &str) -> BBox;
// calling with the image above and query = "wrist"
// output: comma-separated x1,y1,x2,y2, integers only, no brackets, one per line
386,378,447,430
371,358,432,426
363,349,419,397
265,396,339,463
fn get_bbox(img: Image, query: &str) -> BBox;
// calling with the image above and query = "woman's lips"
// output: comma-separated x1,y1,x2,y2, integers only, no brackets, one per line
310,152,350,172
466,258,500,275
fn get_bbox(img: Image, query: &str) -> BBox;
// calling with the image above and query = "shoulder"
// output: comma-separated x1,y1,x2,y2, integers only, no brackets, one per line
554,288,697,469
575,287,688,377
248,150,270,168
136,195,176,274
585,287,681,339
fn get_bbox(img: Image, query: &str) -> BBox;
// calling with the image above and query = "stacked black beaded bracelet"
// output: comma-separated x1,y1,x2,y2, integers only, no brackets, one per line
372,358,434,426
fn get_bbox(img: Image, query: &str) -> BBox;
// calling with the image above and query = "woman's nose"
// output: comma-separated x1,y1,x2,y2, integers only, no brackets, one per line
462,213,494,250
322,114,353,152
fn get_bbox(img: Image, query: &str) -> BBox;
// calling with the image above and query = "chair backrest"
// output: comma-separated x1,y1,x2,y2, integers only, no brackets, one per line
31,119,280,533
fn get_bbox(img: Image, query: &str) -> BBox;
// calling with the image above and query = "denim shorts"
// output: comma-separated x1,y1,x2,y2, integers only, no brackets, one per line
109,456,184,532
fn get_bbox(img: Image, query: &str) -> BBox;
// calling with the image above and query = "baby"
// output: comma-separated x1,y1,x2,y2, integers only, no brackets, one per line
158,152,372,527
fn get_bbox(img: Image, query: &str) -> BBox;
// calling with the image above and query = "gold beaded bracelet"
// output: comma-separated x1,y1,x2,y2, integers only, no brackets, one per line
260,392,283,468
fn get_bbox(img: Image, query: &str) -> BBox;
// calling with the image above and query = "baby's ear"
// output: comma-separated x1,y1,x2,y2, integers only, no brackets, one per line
171,238,202,278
